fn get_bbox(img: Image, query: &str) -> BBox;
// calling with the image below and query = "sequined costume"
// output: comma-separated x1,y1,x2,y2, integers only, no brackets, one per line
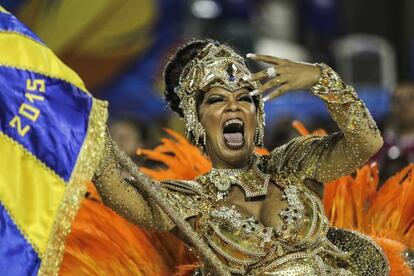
93,62,389,275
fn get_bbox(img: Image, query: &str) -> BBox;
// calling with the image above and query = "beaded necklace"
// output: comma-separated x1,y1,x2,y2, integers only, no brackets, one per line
200,154,270,200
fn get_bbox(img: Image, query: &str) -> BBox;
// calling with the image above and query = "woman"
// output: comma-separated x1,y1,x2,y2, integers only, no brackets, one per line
93,39,388,275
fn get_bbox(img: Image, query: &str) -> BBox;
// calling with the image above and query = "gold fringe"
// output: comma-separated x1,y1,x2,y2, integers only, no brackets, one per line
38,99,108,275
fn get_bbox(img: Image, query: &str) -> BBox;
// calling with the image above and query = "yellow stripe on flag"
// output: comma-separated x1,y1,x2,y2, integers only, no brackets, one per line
0,32,87,92
0,133,66,254
0,6,9,13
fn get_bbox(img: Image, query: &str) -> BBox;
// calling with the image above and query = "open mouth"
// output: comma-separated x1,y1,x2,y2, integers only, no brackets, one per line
223,118,244,150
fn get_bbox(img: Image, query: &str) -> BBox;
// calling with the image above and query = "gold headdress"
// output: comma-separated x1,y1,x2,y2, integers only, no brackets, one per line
176,43,265,150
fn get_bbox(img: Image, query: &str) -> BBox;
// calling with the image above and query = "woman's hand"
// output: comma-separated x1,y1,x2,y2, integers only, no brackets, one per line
243,54,321,102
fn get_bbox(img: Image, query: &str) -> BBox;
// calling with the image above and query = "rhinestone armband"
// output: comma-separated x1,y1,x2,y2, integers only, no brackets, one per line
311,63,358,105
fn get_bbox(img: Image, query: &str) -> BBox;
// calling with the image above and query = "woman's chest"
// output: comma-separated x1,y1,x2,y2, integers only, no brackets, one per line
190,174,332,274
223,182,287,229
201,177,328,249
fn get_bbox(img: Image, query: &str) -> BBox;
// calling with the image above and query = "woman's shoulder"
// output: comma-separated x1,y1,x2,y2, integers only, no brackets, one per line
259,134,330,178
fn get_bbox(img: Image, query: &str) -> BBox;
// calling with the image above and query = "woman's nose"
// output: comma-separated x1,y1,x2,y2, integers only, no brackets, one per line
225,98,241,112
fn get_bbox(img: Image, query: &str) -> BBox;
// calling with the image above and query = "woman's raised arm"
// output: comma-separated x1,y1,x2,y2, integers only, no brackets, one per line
245,56,383,183
309,64,383,182
93,133,174,231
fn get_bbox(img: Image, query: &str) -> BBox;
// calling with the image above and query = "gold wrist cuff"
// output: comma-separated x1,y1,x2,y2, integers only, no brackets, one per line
311,63,358,104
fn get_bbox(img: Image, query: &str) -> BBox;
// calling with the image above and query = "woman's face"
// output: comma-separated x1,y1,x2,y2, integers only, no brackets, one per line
198,86,257,169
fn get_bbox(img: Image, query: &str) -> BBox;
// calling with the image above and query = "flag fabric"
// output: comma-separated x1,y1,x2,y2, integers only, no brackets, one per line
0,6,108,275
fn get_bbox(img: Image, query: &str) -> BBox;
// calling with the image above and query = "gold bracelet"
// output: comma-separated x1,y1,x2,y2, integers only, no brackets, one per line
311,63,358,104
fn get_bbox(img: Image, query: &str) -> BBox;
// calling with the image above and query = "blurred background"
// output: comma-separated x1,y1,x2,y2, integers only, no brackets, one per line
2,0,413,180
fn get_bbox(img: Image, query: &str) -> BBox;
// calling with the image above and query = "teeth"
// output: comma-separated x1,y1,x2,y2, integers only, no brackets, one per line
227,141,243,146
224,118,243,127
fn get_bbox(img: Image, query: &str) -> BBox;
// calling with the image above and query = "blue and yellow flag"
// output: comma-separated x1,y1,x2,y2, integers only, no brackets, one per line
0,6,108,275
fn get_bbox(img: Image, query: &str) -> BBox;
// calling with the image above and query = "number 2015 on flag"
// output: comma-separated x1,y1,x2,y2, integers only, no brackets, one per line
9,79,46,137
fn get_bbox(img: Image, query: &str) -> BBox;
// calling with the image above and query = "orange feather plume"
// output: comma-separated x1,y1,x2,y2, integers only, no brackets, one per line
137,128,212,181
291,123,414,275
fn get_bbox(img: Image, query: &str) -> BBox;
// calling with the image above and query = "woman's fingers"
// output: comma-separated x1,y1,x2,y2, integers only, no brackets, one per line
243,69,268,82
245,54,293,100
250,77,285,96
246,53,286,66
263,84,290,102
243,66,279,82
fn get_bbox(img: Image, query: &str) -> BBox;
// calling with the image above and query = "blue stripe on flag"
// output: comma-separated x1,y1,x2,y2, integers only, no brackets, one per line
0,66,92,181
0,11,43,44
0,202,40,276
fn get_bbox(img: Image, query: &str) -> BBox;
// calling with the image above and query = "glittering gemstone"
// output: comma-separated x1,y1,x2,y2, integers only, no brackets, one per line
276,245,284,256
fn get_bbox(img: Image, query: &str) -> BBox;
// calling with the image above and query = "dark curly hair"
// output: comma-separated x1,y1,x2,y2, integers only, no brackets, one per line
163,38,220,117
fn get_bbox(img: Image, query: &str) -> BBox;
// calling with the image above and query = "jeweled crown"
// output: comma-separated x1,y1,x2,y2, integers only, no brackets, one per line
177,43,259,98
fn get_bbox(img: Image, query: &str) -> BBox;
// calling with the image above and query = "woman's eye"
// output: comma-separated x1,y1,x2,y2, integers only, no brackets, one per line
206,96,224,104
239,95,253,103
